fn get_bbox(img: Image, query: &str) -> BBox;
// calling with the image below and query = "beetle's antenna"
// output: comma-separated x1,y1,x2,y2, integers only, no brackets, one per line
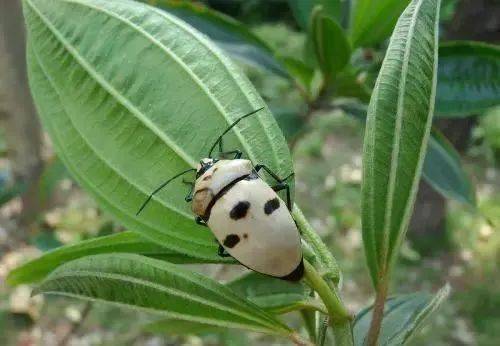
208,107,265,158
136,168,196,216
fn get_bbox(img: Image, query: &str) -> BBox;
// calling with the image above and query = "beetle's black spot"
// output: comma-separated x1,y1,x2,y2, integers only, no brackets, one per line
264,198,280,215
230,201,250,220
223,234,240,248
203,175,212,181
243,233,248,239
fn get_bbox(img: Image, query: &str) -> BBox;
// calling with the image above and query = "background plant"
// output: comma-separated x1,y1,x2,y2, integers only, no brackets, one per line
2,0,499,345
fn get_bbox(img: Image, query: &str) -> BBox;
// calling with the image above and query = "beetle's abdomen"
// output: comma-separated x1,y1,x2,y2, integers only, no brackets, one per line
207,178,302,279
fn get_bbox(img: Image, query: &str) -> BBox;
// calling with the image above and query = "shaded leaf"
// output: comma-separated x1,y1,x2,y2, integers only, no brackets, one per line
361,0,441,286
24,0,292,261
436,41,500,117
37,156,69,206
270,105,307,141
353,285,450,345
311,6,351,83
228,272,324,314
423,129,475,205
350,0,411,48
8,231,233,286
288,0,342,30
338,102,474,206
280,56,314,92
33,254,291,336
145,0,287,78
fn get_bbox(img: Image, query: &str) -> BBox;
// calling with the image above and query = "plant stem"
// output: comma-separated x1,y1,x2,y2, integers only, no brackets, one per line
303,260,353,346
366,276,389,346
293,205,341,286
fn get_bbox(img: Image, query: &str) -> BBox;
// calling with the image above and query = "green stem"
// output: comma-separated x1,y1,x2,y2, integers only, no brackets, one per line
303,260,353,346
293,205,341,285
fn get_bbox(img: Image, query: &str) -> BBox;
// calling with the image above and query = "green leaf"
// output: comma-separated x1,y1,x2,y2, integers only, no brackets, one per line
33,254,292,336
24,0,293,261
436,41,500,117
353,285,450,345
143,318,222,336
228,272,325,314
288,0,342,30
311,6,351,83
270,105,307,142
8,231,233,286
361,0,441,286
280,56,315,92
350,0,411,48
423,129,475,205
144,0,287,78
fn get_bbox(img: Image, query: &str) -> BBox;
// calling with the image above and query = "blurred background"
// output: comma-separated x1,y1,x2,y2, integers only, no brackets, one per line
1,0,499,345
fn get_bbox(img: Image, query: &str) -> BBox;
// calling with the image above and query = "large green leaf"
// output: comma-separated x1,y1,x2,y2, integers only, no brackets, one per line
23,0,292,261
143,318,222,336
288,0,342,30
436,41,500,117
227,272,325,314
361,0,441,286
423,129,475,205
350,0,411,48
7,231,234,286
144,0,288,78
353,285,450,345
311,6,351,84
33,254,292,336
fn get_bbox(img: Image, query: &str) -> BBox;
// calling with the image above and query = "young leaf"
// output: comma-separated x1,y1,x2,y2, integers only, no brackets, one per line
33,254,292,336
436,41,500,117
423,129,475,205
144,0,288,78
23,0,293,260
228,272,325,314
353,285,450,345
361,0,441,286
288,0,342,30
311,6,351,84
7,231,234,286
350,0,411,48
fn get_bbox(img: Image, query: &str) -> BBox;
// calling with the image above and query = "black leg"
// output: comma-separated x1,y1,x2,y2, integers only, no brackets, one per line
254,164,294,184
218,244,231,257
183,179,194,202
273,182,292,211
195,216,208,227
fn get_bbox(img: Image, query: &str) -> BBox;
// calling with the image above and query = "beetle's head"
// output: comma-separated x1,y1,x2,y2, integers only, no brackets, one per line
196,158,217,178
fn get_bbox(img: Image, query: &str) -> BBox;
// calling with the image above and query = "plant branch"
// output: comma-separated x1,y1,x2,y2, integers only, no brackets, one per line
366,276,389,346
303,260,352,345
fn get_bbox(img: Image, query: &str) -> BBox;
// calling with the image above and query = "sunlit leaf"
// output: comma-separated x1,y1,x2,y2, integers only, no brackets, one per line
34,254,292,336
23,0,293,261
361,0,441,286
7,231,234,286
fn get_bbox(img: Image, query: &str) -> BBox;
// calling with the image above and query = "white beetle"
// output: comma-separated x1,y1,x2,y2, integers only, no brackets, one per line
137,108,303,281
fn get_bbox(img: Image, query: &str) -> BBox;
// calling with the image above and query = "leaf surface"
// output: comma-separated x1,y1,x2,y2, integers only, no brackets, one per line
361,0,441,286
7,231,233,286
34,254,291,336
353,285,450,345
436,41,500,117
23,0,293,260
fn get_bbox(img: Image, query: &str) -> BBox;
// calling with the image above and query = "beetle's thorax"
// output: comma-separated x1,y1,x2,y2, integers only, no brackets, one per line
191,159,253,217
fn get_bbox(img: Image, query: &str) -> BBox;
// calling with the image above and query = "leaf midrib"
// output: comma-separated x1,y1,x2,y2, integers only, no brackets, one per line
381,0,424,270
